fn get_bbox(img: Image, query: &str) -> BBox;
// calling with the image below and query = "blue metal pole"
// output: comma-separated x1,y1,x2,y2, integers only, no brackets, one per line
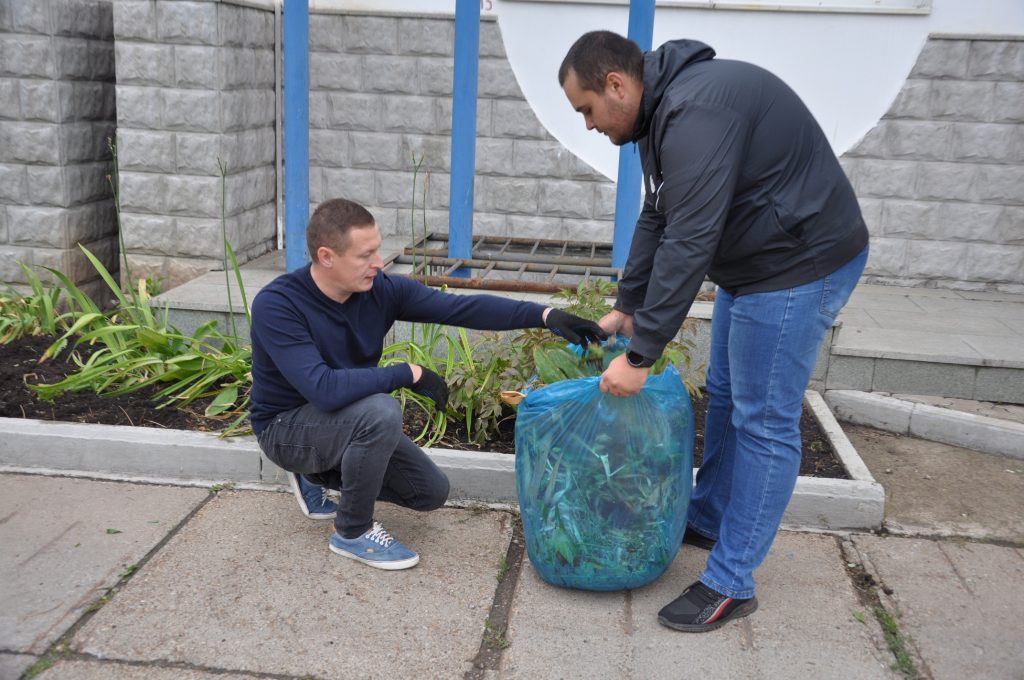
283,0,310,272
447,0,481,276
612,0,655,271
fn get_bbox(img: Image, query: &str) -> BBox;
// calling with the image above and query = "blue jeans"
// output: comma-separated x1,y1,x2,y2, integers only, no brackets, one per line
688,247,867,599
256,393,450,538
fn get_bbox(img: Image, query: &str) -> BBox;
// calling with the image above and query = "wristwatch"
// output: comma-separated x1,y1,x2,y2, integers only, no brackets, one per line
625,350,656,369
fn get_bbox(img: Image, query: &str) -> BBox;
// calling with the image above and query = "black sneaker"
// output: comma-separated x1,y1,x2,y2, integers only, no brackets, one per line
682,527,716,551
658,581,758,633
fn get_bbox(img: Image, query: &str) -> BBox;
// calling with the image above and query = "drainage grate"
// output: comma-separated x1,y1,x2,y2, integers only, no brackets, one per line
385,232,622,293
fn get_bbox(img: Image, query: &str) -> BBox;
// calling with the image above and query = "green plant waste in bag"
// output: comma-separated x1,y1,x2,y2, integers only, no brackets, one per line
515,361,694,591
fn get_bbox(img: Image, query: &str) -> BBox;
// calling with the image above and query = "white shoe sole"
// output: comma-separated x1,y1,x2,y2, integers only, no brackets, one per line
329,542,420,570
288,473,335,520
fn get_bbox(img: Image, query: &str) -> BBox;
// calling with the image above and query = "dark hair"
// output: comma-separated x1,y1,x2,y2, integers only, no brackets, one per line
558,30,643,92
306,198,376,262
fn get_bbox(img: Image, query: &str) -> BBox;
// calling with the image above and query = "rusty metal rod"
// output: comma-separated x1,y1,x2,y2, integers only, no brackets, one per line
423,231,613,251
406,274,616,294
393,254,621,277
402,247,612,268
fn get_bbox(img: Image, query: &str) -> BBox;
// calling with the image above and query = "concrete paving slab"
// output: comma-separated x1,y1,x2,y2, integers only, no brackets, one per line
833,328,983,365
0,653,36,679
837,308,882,328
501,533,895,679
853,535,1024,680
72,492,511,679
36,659,264,679
865,309,1016,337
844,425,1024,543
907,296,1024,319
0,474,207,655
952,289,1024,303
996,315,1024,335
961,334,1024,368
845,290,928,312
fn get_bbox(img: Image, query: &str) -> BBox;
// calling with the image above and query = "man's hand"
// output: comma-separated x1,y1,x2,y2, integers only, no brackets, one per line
598,309,634,338
544,308,608,347
599,353,648,397
410,365,449,411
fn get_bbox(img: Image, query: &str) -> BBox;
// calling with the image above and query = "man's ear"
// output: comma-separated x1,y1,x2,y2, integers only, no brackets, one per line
605,71,626,98
316,245,334,268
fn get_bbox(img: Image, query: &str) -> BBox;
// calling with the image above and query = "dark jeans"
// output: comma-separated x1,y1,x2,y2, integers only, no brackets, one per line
256,393,450,538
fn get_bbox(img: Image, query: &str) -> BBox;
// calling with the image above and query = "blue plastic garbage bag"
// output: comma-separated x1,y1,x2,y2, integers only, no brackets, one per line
515,365,694,591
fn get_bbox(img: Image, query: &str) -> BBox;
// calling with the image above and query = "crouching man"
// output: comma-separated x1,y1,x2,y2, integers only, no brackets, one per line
250,198,605,570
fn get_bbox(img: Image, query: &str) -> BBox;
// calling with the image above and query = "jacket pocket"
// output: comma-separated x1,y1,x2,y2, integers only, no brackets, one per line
717,202,803,264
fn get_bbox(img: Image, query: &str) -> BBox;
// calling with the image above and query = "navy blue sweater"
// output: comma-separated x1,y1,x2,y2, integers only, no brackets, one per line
248,266,547,435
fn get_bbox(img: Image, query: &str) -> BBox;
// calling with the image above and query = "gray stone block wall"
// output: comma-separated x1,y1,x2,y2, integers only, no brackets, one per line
845,35,1024,293
306,12,615,253
112,0,276,290
0,0,118,291
18,6,1016,297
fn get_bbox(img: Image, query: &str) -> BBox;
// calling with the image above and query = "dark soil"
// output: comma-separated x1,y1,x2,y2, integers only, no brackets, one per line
0,334,221,431
0,334,847,478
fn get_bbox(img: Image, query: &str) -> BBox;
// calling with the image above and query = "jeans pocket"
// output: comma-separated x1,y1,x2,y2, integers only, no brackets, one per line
270,442,327,474
819,247,868,320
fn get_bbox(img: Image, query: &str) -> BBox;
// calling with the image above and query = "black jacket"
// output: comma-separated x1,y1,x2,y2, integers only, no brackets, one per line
617,39,869,361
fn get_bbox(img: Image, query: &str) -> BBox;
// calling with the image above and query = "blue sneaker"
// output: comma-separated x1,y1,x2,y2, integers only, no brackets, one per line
288,471,337,520
329,522,420,570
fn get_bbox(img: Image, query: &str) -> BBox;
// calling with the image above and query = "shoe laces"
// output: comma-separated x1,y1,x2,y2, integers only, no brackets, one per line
364,522,395,548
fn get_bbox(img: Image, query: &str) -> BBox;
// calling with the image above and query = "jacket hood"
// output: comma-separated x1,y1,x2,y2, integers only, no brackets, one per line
631,39,716,141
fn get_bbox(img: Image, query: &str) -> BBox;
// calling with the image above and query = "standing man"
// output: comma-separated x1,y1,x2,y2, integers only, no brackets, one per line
250,198,605,570
559,32,868,630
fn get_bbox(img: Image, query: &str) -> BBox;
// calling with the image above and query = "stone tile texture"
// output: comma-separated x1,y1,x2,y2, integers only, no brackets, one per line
73,493,511,679
0,474,207,654
0,0,117,291
850,36,1024,292
853,535,1024,680
501,534,896,679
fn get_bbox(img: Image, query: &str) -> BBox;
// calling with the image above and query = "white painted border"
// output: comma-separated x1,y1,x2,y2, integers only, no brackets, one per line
825,390,1024,460
0,393,884,530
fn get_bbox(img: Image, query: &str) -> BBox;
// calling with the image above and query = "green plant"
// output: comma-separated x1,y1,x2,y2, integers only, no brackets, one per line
21,645,70,679
142,272,165,297
0,264,68,344
876,607,920,678
25,148,254,436
484,621,511,650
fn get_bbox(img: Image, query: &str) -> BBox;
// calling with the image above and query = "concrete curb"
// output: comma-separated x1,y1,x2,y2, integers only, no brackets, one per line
824,389,1024,460
0,391,884,530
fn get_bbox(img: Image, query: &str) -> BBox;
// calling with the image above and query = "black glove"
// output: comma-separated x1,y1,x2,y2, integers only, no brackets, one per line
411,367,449,411
544,309,608,347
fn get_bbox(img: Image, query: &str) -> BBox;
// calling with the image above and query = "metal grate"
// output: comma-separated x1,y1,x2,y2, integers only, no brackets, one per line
385,232,623,293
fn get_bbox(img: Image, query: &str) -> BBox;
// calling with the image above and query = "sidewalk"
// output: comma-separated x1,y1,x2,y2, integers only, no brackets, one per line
3,436,1022,680
830,284,1024,403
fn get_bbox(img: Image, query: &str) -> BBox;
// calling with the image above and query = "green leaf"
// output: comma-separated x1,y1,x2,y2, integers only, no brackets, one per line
105,528,122,535
205,385,239,416
135,327,171,353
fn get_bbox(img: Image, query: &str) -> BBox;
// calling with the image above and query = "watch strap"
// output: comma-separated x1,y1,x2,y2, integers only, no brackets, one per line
626,350,655,369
